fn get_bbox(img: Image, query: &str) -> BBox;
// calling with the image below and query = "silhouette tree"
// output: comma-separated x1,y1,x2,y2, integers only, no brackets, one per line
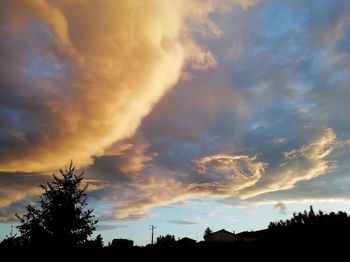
0,227,19,248
16,162,98,247
203,227,213,241
94,234,104,248
156,234,176,248
83,234,104,248
267,205,350,243
15,202,51,247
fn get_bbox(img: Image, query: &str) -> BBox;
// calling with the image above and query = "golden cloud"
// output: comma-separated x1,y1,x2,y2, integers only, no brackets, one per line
0,0,262,219
0,173,44,207
191,154,267,194
0,0,260,172
111,128,347,219
0,0,187,172
240,128,338,198
1,0,256,172
113,153,267,219
0,184,42,208
115,175,191,219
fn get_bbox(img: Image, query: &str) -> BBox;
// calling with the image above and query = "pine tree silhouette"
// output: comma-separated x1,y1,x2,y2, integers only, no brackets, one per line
16,162,98,247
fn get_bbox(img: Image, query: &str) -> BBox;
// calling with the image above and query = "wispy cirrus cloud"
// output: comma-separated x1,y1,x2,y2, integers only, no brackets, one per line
239,128,339,199
96,224,128,232
190,154,267,194
167,219,202,225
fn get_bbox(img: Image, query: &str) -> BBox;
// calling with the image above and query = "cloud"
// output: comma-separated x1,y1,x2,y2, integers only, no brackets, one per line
0,195,44,223
184,40,217,70
283,128,336,161
0,172,45,207
191,154,267,194
0,168,110,223
86,135,154,184
1,0,263,172
240,128,338,198
80,0,350,220
84,126,347,220
274,202,287,215
233,0,262,10
167,219,201,225
106,0,350,219
82,149,268,220
272,138,287,144
113,174,191,220
5,0,350,225
0,0,263,221
97,152,267,219
105,124,349,220
96,224,127,232
297,107,311,114
0,207,17,222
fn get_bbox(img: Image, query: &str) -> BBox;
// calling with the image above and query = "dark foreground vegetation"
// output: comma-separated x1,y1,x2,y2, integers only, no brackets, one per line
1,163,349,259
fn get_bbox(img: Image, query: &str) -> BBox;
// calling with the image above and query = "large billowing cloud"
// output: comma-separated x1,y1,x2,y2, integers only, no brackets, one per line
0,0,247,172
0,0,260,219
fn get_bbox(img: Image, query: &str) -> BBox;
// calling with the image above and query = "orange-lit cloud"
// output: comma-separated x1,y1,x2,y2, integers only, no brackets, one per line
0,187,42,208
115,175,191,219
109,152,267,219
106,128,349,219
103,136,155,174
0,0,263,222
0,0,185,172
2,0,263,172
239,128,338,198
191,154,267,194
11,0,349,225
0,174,43,207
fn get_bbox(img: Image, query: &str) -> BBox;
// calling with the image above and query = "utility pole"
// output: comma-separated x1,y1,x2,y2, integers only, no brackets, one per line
150,225,156,245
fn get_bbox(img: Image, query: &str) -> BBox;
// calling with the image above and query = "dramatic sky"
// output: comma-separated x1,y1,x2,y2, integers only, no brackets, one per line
1,0,350,245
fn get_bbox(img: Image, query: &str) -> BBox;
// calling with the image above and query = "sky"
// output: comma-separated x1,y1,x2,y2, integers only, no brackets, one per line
1,0,350,246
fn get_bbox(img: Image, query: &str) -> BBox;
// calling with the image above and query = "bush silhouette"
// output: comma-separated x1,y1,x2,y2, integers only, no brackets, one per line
16,162,98,247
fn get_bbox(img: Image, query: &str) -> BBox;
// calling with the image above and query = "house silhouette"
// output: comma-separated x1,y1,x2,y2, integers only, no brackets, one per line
206,229,236,242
